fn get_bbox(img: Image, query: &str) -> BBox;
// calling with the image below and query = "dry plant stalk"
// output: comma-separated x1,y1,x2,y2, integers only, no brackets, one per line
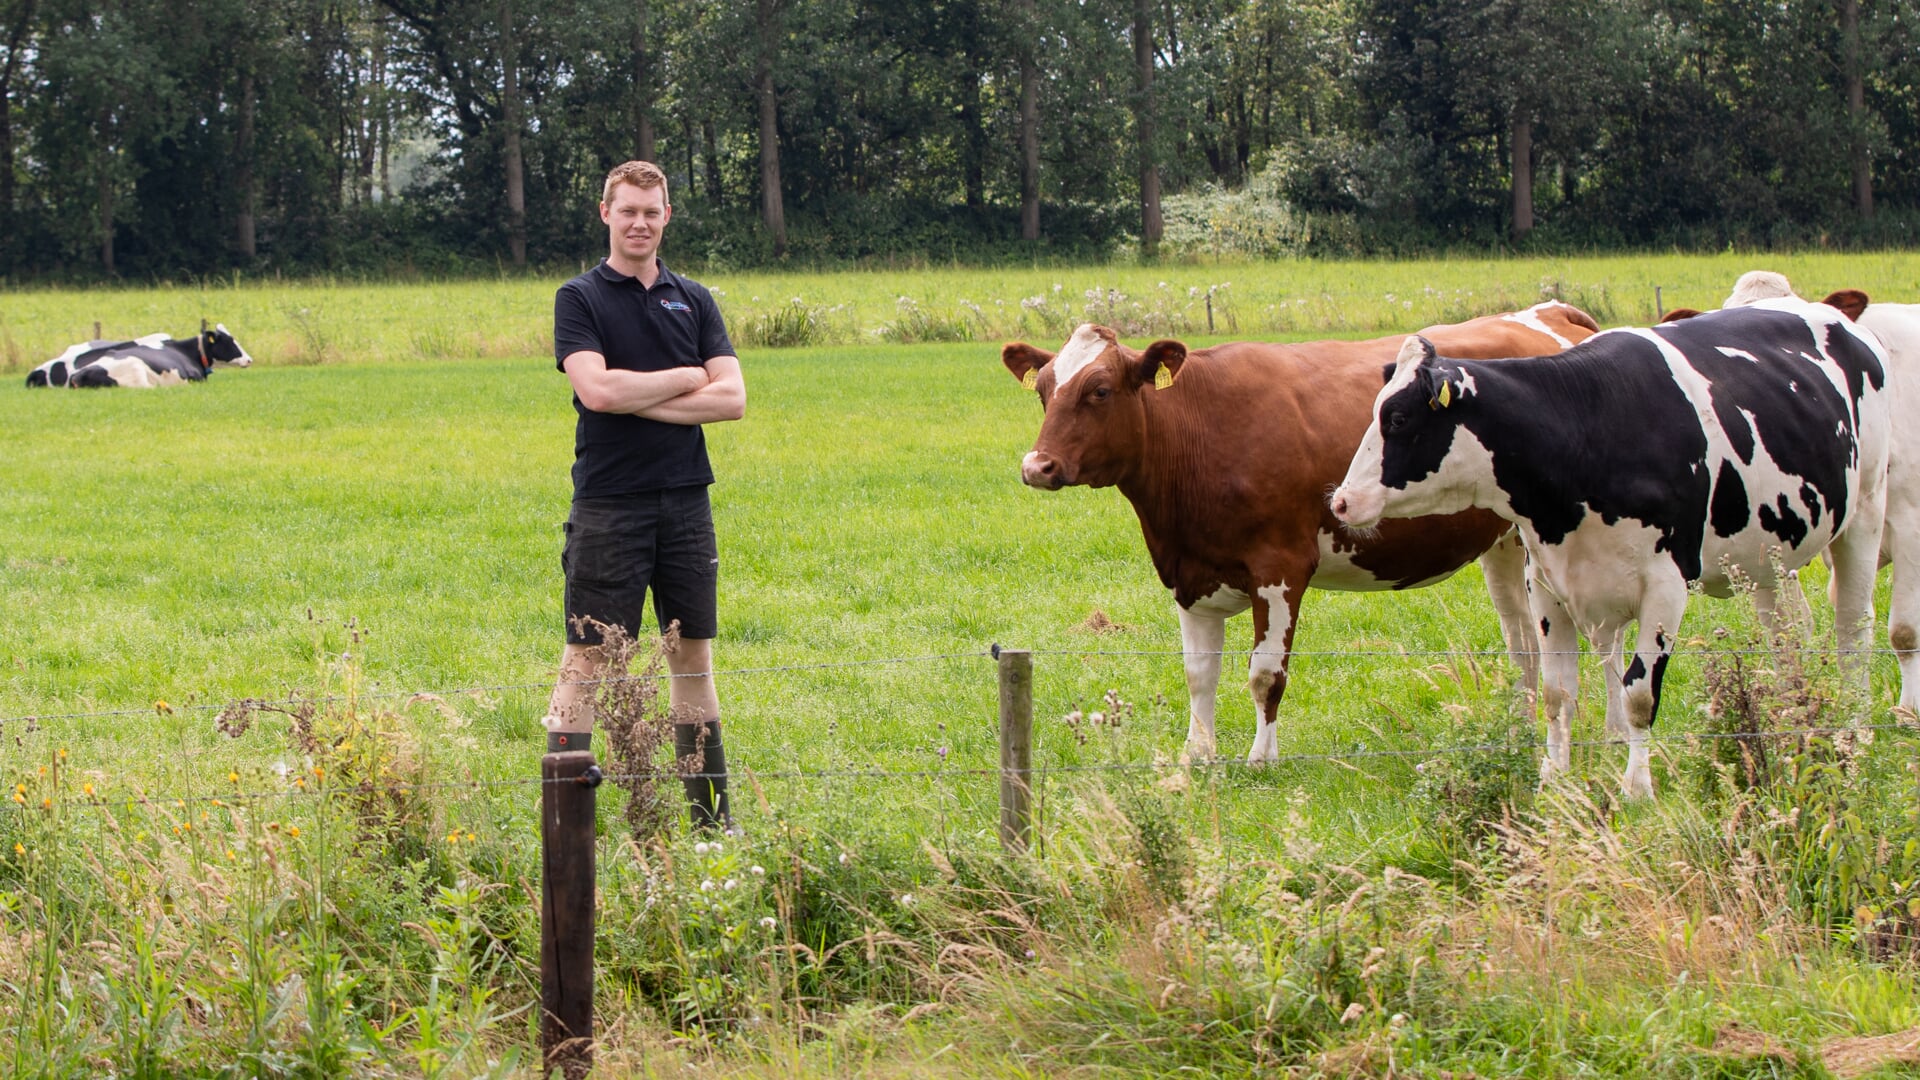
574,617,705,841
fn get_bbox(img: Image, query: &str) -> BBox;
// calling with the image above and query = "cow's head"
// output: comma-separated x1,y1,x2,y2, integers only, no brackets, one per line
1002,323,1187,490
1723,271,1869,322
1331,335,1480,529
200,323,253,368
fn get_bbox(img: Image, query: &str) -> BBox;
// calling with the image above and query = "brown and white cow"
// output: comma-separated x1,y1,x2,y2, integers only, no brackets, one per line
1002,302,1599,763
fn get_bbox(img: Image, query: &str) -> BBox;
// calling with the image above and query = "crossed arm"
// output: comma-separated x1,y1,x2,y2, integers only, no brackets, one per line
562,351,746,424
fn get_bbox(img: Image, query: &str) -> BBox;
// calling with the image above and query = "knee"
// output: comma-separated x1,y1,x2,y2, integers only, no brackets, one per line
1892,623,1919,654
1246,665,1287,710
668,638,714,675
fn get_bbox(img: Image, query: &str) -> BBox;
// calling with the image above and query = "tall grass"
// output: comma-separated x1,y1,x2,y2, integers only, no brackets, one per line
6,251,1920,371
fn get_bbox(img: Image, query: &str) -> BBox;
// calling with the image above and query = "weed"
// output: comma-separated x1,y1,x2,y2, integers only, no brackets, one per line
280,303,336,365
582,618,693,842
878,296,974,343
732,296,851,349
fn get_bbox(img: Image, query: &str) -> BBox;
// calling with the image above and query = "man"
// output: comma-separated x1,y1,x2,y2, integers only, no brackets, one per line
547,159,745,830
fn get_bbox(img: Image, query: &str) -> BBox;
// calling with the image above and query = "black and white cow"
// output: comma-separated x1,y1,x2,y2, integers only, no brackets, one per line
1723,271,1920,713
1329,297,1892,798
26,324,253,388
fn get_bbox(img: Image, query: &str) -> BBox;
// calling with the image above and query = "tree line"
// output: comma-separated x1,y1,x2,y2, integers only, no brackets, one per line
2,0,1917,279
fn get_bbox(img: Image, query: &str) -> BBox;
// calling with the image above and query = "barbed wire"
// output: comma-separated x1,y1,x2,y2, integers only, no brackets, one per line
0,650,993,730
1,641,1907,731
5,719,1912,820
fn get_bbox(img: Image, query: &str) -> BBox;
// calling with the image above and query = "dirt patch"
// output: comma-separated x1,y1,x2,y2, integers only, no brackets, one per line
1707,1022,1793,1062
1820,1029,1920,1079
1077,608,1132,634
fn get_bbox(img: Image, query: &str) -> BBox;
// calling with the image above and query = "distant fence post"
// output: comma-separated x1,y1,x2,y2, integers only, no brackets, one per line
995,646,1033,853
541,749,600,1079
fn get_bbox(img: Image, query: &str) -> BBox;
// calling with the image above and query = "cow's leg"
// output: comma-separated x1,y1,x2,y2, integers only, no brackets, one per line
1830,507,1887,696
1530,579,1580,781
1177,602,1228,760
1245,579,1305,765
1883,494,1920,711
1477,529,1539,694
1599,623,1630,742
1620,580,1687,800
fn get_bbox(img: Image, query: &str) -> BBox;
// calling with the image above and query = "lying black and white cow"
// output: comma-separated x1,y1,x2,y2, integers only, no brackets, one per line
1329,297,1891,798
26,324,253,388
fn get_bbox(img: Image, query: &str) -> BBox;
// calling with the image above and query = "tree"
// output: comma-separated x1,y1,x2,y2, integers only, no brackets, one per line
1840,0,1873,217
0,0,32,230
500,0,526,265
753,0,787,256
1016,0,1039,240
631,0,655,162
1132,0,1161,255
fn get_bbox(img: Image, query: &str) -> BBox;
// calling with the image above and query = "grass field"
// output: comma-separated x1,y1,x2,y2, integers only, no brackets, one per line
4,257,1920,1077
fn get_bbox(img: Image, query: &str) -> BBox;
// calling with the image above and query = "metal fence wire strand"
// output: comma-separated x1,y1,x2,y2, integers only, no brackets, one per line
0,641,1908,730
5,719,1913,820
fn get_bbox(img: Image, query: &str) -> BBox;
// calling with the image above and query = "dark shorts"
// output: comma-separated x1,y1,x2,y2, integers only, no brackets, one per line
562,486,719,645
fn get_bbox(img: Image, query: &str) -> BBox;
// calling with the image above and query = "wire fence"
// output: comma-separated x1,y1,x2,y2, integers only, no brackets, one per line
2,640,1911,732
3,638,1914,827
6,719,1913,823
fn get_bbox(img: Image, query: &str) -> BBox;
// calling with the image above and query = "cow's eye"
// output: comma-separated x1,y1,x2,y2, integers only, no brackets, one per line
1090,386,1111,402
1385,409,1410,433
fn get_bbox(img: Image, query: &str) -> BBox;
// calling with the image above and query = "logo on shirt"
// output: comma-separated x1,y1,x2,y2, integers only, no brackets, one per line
659,299,693,313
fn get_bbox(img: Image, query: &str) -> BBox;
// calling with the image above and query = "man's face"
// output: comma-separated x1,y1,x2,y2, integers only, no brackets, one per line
600,182,671,265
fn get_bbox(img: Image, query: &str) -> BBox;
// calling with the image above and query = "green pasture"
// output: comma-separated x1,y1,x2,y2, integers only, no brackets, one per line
4,260,1920,1077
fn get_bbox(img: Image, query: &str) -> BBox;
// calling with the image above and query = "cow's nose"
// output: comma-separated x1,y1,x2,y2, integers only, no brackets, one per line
1021,451,1065,490
1330,492,1351,520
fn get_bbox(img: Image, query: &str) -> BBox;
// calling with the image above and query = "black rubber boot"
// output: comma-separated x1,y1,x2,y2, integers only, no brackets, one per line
676,719,731,831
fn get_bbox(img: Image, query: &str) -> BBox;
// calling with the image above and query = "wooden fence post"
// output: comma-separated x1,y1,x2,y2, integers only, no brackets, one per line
541,749,600,1078
996,646,1033,853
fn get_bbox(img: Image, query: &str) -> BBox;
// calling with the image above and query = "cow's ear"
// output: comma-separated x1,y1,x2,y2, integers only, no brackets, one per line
1380,363,1397,386
1002,343,1053,390
1820,289,1869,322
1419,362,1462,410
1139,339,1187,389
1393,335,1436,371
1659,308,1703,323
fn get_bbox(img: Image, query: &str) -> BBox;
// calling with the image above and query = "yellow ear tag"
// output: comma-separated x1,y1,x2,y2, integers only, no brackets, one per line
1438,381,1452,407
1154,367,1174,390
1021,369,1038,390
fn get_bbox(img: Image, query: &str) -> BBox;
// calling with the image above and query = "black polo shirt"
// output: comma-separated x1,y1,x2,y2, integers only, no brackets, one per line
554,259,736,498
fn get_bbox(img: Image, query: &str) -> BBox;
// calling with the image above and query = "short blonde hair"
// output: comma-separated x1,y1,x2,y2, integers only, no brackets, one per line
602,160,669,206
